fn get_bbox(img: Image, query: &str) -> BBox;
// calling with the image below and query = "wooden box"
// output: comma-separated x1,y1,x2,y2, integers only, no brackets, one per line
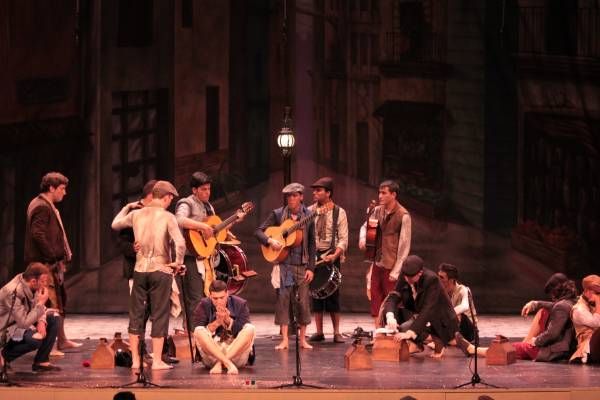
344,343,373,370
372,335,409,362
486,335,517,366
91,338,115,369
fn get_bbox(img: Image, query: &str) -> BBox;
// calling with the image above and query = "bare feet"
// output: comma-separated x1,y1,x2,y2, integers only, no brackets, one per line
151,359,174,370
58,340,83,350
299,341,313,350
275,340,289,350
225,361,239,375
209,362,223,374
430,348,445,358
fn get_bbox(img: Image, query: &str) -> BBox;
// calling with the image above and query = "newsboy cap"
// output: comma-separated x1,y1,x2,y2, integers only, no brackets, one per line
310,176,333,192
282,182,304,194
402,255,424,277
582,274,600,293
153,180,179,197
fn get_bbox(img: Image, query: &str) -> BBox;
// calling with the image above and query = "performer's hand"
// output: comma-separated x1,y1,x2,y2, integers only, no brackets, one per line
521,301,536,317
236,210,246,221
268,238,282,250
385,312,398,332
227,231,238,240
304,269,314,284
388,274,398,282
35,320,47,339
57,260,67,273
393,331,412,342
127,201,142,211
358,239,366,251
198,223,214,239
37,287,49,306
133,241,141,253
366,288,371,301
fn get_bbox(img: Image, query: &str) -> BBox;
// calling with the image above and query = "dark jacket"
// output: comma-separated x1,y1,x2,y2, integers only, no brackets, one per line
24,195,66,264
254,205,316,271
117,228,136,280
383,268,458,344
531,298,577,362
192,295,250,338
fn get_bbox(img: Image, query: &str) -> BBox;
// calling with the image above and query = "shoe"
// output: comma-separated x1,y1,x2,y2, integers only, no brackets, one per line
162,355,179,364
308,333,325,342
32,363,61,372
58,340,83,350
333,334,345,343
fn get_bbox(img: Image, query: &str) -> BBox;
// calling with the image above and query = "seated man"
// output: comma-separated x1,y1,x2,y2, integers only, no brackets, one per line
381,255,473,358
0,263,60,372
517,273,578,362
438,263,477,342
192,280,255,374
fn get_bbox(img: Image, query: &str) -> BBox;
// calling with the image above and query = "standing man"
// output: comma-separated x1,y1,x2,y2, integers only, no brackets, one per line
307,177,348,344
255,183,316,350
0,263,60,372
111,180,186,370
175,172,244,330
437,263,477,342
24,172,81,351
192,280,255,374
359,180,411,321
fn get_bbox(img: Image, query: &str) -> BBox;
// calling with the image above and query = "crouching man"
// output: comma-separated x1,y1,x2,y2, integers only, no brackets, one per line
192,280,255,374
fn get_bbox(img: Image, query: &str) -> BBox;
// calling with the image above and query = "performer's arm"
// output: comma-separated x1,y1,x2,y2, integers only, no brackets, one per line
358,221,367,250
174,202,213,236
12,288,48,329
389,214,411,281
254,211,278,246
111,203,136,231
168,215,186,266
454,285,470,316
332,208,349,261
30,207,58,262
410,278,441,337
572,303,600,328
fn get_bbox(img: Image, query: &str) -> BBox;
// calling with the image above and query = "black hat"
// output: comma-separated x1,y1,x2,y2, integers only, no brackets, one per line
544,273,568,294
402,255,424,277
310,177,333,192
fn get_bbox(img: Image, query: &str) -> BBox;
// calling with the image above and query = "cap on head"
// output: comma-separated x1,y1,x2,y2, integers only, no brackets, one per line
310,177,333,192
402,255,424,277
153,180,179,197
282,182,304,194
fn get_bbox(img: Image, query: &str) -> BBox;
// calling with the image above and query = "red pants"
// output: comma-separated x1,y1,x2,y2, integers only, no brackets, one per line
370,264,397,317
513,308,550,360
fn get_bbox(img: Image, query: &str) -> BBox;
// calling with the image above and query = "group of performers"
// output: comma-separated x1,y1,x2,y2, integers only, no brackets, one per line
1,172,599,376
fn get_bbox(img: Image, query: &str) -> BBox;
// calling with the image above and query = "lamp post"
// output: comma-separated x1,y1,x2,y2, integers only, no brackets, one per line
277,106,295,186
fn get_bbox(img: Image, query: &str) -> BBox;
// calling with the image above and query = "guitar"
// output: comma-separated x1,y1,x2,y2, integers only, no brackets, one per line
260,208,323,263
185,202,254,258
364,199,379,261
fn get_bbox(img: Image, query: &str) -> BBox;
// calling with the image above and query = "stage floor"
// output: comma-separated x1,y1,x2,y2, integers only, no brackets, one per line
2,313,600,391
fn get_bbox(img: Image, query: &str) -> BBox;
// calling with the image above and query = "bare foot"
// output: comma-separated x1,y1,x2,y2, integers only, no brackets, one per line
58,340,83,350
225,361,239,375
275,340,288,350
300,341,313,350
151,360,173,370
430,348,445,358
209,362,223,374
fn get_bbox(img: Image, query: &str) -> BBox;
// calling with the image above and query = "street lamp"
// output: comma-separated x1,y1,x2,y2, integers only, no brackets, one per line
277,106,295,185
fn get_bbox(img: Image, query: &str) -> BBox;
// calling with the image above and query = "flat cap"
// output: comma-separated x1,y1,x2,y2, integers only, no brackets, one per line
282,182,304,194
544,273,568,294
310,176,334,192
402,255,424,277
153,180,179,197
582,274,600,292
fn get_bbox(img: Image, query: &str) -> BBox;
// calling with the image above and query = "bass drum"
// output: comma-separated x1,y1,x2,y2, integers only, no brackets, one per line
215,244,249,295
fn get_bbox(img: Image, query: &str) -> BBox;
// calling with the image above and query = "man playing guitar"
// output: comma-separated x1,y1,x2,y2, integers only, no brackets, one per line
307,177,348,344
175,172,245,331
359,180,411,324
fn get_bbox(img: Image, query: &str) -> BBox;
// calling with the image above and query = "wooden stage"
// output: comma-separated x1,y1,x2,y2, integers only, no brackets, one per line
1,314,599,399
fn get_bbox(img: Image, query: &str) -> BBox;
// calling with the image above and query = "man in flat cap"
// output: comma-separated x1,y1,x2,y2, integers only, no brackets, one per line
382,255,473,357
570,275,600,363
516,272,578,361
307,177,348,344
358,180,411,323
112,180,186,370
255,182,316,350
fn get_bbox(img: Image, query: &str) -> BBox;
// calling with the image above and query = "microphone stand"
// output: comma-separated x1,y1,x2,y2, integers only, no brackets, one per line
455,287,501,389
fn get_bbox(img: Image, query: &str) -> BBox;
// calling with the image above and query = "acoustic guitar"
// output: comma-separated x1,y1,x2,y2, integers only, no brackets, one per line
260,208,322,263
185,202,254,258
364,199,379,261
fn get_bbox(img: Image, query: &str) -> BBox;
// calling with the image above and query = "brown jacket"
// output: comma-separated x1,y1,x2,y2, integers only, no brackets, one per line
24,195,67,264
373,201,409,270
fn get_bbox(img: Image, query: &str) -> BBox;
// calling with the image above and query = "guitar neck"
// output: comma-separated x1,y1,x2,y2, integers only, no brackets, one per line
213,212,240,234
283,212,318,236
